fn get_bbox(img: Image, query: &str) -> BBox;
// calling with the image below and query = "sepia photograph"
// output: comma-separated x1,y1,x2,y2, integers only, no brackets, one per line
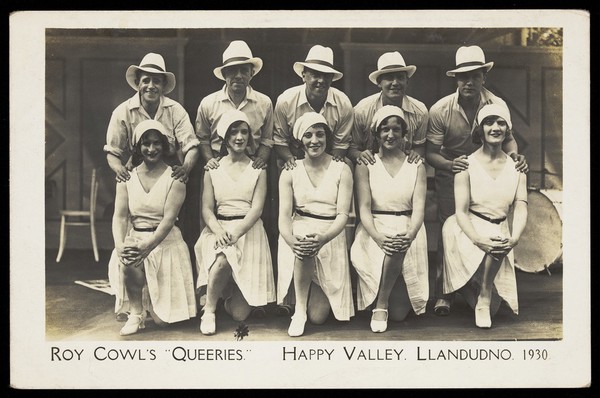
10,9,590,389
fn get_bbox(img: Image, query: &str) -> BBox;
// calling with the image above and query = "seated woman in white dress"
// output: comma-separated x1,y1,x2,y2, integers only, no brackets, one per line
277,112,355,337
194,109,276,336
442,104,528,328
350,105,429,333
108,119,197,336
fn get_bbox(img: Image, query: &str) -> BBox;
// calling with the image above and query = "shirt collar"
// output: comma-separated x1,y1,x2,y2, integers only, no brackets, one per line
378,93,416,115
299,84,335,109
128,92,174,110
217,85,256,103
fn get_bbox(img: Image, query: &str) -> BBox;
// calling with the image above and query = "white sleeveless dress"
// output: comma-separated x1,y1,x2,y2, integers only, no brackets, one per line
350,155,429,313
107,167,197,323
442,154,522,314
277,159,355,321
194,162,276,306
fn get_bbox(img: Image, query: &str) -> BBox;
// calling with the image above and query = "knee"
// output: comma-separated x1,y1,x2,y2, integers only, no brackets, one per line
308,310,329,325
230,306,252,322
388,307,409,322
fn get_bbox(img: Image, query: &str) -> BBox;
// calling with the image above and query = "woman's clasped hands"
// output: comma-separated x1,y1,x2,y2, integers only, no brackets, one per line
475,235,518,260
374,232,414,256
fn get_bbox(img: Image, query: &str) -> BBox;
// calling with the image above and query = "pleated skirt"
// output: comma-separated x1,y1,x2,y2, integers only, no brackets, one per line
442,214,518,314
350,215,429,314
194,218,276,307
107,226,198,323
277,215,355,321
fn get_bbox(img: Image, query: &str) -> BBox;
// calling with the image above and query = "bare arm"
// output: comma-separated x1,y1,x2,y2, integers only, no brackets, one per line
275,145,297,170
112,180,130,254
107,153,131,182
426,142,468,173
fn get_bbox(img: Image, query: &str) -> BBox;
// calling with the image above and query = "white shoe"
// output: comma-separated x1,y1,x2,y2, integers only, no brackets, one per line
288,313,307,337
120,312,145,336
200,312,216,335
370,308,388,333
475,305,492,328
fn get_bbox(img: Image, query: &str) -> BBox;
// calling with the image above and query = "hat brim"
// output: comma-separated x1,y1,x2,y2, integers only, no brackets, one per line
213,58,263,81
446,62,494,77
293,62,343,81
368,65,417,85
126,65,176,94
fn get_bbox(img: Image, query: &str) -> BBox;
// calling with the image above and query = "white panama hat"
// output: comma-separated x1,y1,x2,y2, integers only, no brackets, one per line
446,46,494,77
126,53,176,94
368,51,417,85
213,40,263,81
293,45,343,81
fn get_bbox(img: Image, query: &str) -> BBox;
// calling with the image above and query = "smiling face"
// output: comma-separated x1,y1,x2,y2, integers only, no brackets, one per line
481,115,508,146
455,69,486,101
225,121,251,154
136,72,165,106
222,64,253,96
378,71,409,105
302,67,334,99
139,130,166,164
377,116,407,151
301,124,328,158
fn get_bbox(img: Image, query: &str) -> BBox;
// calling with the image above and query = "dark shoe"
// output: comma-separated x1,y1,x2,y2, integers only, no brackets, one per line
116,312,129,322
434,299,451,316
250,306,267,319
276,304,294,317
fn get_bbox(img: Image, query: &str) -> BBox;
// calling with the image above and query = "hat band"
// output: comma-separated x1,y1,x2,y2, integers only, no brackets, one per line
223,56,252,66
381,64,407,70
139,63,166,72
304,59,335,69
454,61,485,69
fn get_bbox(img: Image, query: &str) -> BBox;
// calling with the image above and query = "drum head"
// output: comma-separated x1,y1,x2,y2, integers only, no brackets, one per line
512,190,562,273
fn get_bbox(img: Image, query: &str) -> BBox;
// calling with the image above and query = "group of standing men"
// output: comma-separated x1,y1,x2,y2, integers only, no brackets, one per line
104,40,527,316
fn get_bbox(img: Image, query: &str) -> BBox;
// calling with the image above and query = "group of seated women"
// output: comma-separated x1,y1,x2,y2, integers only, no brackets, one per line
107,103,527,337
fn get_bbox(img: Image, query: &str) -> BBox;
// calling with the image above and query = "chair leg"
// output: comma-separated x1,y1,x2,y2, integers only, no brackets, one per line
56,215,67,262
90,221,99,262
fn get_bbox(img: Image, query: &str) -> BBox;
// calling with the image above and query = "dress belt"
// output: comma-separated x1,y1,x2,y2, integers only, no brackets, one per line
469,209,506,224
133,226,157,232
371,209,413,216
216,214,246,221
295,208,337,220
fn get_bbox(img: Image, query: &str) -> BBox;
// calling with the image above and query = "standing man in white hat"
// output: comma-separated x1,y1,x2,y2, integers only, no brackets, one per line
105,52,200,183
194,41,275,316
273,44,353,170
349,51,428,166
196,40,274,170
426,45,528,316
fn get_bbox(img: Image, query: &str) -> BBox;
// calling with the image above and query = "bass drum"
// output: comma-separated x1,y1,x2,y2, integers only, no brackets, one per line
511,189,563,273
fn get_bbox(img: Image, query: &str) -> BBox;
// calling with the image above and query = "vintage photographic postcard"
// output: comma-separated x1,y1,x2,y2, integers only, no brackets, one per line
9,9,590,389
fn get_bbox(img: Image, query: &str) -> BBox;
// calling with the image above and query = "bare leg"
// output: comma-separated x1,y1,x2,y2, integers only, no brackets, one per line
120,264,147,335
204,253,232,314
226,284,252,322
307,283,330,325
123,264,145,315
288,256,314,336
388,275,412,322
373,252,405,321
200,253,232,335
475,254,503,328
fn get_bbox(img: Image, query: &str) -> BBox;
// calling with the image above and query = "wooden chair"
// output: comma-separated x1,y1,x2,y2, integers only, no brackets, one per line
56,168,100,262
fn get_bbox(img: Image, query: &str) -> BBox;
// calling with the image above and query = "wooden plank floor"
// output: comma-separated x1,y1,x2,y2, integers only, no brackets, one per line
46,249,563,342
